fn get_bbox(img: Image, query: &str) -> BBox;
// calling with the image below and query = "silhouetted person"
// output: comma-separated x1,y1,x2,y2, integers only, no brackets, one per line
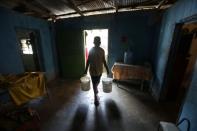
84,36,109,106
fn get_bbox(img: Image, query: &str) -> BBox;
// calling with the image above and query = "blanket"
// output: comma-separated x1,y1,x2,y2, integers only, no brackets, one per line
0,72,46,106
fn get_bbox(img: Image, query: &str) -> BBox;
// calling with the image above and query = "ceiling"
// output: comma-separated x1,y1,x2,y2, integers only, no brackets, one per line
0,0,177,20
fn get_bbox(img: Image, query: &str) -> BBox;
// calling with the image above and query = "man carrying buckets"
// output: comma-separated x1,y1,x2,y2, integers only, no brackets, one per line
84,36,109,106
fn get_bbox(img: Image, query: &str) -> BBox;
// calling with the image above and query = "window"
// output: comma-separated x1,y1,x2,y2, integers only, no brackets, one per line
20,39,33,54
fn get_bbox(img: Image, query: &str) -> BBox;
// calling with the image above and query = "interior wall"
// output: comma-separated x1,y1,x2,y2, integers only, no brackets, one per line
56,29,85,78
179,60,197,131
152,0,197,100
55,10,162,75
0,7,57,81
152,0,197,130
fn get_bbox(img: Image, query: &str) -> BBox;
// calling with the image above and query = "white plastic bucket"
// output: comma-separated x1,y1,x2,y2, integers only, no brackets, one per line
80,76,90,91
102,78,113,93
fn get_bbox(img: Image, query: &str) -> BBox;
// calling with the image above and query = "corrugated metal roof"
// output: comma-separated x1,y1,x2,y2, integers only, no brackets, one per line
117,0,160,8
56,0,163,19
84,8,115,16
0,0,176,19
35,0,76,15
78,0,113,11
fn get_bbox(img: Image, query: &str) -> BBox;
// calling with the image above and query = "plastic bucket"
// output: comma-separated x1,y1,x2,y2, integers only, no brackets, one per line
80,76,90,91
102,78,113,93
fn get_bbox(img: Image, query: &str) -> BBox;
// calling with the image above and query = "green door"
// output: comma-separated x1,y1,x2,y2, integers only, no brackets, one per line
57,29,85,78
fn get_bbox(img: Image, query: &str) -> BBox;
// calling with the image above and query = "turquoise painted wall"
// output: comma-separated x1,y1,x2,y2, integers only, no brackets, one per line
0,7,57,81
179,60,197,131
153,0,197,99
153,0,197,130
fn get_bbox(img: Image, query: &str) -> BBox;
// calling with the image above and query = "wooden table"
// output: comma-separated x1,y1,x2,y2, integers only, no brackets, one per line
111,62,152,90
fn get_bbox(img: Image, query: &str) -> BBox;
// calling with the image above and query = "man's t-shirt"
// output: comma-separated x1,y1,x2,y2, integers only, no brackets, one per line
88,46,105,76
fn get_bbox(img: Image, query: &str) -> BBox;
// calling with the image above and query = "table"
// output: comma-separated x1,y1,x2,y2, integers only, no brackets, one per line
111,62,152,90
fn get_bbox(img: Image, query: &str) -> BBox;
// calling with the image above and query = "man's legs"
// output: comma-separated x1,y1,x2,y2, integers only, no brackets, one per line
91,75,101,106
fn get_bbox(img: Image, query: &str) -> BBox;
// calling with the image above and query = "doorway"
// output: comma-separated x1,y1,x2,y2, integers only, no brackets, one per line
16,29,44,72
163,22,197,119
84,29,108,76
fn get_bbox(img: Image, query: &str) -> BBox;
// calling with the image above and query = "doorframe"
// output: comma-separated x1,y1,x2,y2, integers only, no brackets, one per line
161,15,197,99
15,27,45,72
161,14,197,121
160,23,184,100
83,28,109,65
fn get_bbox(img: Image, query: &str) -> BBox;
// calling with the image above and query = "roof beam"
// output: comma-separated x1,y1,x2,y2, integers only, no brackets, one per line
114,0,119,13
156,0,168,9
67,0,84,16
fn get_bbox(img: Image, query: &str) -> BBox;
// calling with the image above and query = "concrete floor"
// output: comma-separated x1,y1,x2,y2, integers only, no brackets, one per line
28,79,178,131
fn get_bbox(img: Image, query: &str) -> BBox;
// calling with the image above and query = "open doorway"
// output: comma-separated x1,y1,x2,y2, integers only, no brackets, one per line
163,22,197,119
84,29,108,76
16,29,44,72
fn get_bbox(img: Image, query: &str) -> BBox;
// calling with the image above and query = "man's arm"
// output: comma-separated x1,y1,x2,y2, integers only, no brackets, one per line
103,50,109,75
104,59,110,75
